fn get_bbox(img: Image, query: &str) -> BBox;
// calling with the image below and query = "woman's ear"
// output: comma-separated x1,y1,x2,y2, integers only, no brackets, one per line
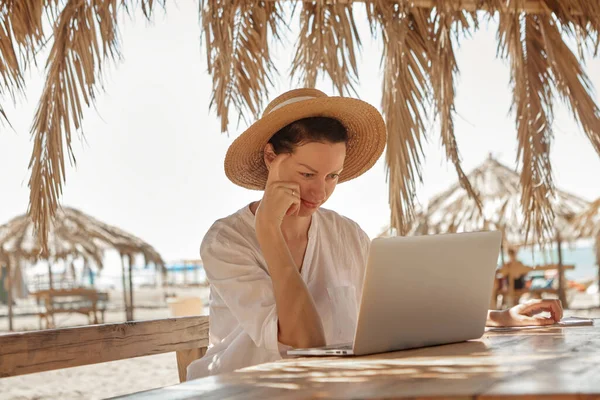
263,143,277,169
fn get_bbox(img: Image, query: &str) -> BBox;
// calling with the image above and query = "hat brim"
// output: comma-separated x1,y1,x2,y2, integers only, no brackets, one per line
224,97,387,190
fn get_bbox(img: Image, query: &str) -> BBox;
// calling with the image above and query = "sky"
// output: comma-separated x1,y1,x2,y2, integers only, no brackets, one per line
1,1,600,266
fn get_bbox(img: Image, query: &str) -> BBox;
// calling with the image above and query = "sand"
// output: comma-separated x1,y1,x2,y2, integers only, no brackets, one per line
1,288,599,400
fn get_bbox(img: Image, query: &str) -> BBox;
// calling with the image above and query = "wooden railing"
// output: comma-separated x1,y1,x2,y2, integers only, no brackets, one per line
0,315,209,383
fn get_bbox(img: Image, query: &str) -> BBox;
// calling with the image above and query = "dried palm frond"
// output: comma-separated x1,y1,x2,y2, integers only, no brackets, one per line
543,0,600,57
201,0,283,132
27,0,161,257
0,4,27,126
374,2,432,235
569,197,600,239
291,1,361,96
497,10,556,244
538,16,600,157
0,0,598,253
430,1,481,212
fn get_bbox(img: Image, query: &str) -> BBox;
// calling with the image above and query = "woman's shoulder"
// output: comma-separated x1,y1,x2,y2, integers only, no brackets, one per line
200,205,255,254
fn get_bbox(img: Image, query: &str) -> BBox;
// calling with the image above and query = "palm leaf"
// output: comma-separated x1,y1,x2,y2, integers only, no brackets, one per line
0,0,44,127
497,10,556,244
538,16,600,158
430,2,481,212
201,0,283,132
373,3,432,235
27,0,161,256
544,0,600,57
291,1,361,96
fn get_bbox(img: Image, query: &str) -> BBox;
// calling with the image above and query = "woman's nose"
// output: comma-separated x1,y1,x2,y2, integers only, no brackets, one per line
307,180,326,199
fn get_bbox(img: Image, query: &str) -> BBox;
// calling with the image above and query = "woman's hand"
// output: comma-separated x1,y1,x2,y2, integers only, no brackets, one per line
255,154,301,234
488,299,564,327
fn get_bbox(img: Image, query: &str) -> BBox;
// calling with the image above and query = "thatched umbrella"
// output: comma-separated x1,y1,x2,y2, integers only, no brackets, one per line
0,206,164,331
1,1,600,254
568,198,600,306
382,155,591,304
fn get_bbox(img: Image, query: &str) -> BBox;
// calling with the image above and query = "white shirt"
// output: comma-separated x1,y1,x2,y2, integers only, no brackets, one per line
187,205,370,379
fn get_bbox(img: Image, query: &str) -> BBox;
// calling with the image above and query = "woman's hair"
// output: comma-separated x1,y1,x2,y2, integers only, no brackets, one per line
268,117,348,154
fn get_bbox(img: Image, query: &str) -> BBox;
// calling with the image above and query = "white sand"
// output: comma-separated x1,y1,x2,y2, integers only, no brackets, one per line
1,288,599,400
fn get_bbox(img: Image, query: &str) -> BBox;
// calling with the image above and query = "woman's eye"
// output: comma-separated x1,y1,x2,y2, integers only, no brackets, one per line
301,172,314,178
329,174,340,179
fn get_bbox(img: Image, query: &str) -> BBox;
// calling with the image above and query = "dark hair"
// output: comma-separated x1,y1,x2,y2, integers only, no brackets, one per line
268,117,348,154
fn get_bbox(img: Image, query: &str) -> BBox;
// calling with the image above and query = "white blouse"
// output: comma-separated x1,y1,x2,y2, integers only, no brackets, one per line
187,204,370,380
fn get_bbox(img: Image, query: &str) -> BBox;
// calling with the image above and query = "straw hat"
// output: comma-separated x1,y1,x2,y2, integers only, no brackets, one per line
224,88,387,190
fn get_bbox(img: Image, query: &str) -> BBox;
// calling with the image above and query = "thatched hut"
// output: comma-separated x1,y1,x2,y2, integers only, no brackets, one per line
0,207,164,331
406,155,589,243
381,155,592,304
1,1,599,253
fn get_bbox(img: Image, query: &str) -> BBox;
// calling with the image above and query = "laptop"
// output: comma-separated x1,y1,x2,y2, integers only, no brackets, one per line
287,231,502,356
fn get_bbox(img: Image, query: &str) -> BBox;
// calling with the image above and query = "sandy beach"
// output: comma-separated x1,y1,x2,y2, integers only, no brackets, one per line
1,287,599,400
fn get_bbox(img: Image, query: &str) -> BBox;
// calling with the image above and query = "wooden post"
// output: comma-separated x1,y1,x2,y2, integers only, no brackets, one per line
184,261,188,286
128,254,134,321
47,260,53,290
7,257,13,332
556,234,568,307
120,254,129,321
596,236,600,308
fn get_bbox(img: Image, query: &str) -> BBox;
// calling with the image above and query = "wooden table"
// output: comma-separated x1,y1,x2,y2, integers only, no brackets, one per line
119,321,600,399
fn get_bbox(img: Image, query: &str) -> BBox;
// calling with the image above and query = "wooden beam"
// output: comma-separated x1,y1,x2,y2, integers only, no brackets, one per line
278,0,589,15
403,0,552,13
0,315,209,378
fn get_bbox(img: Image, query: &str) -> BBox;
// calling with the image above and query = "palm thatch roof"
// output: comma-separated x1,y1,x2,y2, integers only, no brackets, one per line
2,0,600,252
381,155,591,246
0,206,164,269
568,198,600,239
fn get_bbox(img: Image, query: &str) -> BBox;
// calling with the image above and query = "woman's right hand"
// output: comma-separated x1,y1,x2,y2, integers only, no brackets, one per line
255,153,301,233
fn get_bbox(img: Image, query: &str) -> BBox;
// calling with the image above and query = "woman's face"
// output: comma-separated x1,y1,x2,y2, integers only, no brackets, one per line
265,141,346,217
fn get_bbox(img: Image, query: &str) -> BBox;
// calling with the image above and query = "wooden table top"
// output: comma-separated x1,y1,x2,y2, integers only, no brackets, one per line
119,321,600,399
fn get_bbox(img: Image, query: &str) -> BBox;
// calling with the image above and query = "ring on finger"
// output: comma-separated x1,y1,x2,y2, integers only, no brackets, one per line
291,189,296,196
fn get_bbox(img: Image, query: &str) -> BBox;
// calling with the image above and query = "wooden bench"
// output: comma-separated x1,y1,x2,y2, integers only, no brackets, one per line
0,316,209,384
32,288,109,329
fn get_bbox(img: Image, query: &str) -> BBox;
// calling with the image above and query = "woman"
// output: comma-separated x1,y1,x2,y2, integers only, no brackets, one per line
188,88,563,379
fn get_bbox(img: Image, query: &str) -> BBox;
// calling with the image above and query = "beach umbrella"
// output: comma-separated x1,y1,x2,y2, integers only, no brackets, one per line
0,206,165,331
1,0,599,255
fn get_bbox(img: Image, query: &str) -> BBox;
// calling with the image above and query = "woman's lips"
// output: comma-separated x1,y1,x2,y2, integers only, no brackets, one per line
301,199,320,209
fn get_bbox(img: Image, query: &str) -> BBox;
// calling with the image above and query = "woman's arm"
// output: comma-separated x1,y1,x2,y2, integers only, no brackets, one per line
486,299,563,327
255,152,326,349
256,225,326,349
